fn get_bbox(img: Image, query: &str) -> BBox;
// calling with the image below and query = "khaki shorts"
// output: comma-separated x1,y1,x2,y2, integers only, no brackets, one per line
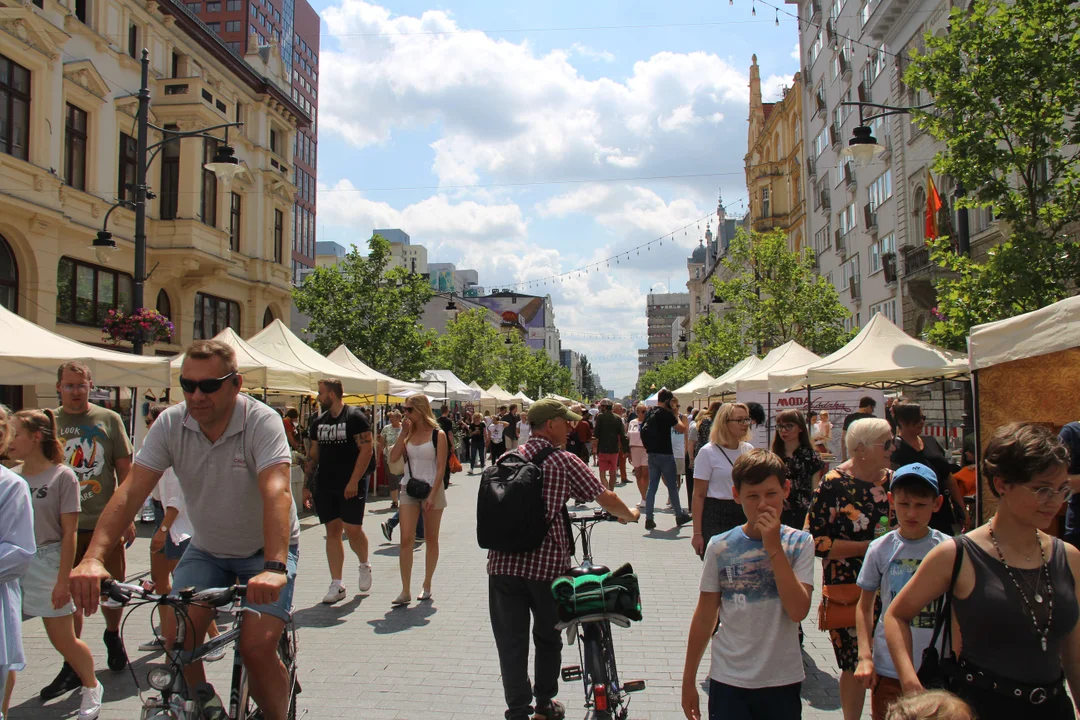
399,485,448,510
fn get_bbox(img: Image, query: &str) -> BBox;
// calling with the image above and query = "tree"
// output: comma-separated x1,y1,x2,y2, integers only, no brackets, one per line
292,234,436,378
905,0,1080,349
635,356,698,399
579,355,596,398
500,337,577,400
432,308,508,387
686,313,750,378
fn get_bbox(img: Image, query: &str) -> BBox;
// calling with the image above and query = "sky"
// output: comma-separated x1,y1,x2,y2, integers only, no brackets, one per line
311,0,802,395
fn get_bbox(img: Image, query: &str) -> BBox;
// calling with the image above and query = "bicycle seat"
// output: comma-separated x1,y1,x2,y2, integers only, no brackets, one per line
564,563,610,578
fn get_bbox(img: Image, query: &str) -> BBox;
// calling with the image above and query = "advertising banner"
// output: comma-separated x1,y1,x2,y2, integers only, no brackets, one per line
735,389,886,458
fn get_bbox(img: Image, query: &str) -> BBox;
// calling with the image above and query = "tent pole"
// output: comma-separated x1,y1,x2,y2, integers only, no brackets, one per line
941,380,948,449
767,392,772,442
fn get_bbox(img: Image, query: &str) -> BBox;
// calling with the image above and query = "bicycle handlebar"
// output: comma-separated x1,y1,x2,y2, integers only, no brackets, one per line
101,579,247,608
567,509,621,524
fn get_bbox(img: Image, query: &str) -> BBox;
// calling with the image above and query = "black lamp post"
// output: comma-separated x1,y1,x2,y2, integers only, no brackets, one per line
93,49,244,355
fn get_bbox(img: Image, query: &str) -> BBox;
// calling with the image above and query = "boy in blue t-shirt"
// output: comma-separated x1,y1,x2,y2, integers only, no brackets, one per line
682,449,815,720
855,462,948,720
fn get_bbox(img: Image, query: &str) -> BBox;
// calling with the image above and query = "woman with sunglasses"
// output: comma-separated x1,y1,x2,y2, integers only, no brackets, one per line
627,403,650,509
807,417,894,720
691,403,755,558
890,402,968,534
885,423,1080,720
772,409,824,531
388,396,448,606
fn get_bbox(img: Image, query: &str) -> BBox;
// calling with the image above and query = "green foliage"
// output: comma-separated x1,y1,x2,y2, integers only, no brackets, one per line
905,0,1080,348
635,356,697,400
579,355,597,399
292,234,436,378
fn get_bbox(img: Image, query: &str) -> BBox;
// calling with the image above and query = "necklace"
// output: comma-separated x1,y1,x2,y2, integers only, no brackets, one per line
988,522,1054,651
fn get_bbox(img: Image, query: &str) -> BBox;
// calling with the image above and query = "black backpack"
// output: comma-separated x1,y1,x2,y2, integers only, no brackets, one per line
638,407,666,453
477,446,573,553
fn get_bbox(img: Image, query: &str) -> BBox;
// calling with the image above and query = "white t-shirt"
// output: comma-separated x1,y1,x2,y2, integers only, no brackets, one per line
693,442,755,500
671,425,686,458
700,525,815,688
489,423,506,443
154,467,194,546
518,419,532,443
857,528,948,679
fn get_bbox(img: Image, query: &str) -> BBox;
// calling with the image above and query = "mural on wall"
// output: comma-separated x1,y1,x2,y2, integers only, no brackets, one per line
473,295,547,351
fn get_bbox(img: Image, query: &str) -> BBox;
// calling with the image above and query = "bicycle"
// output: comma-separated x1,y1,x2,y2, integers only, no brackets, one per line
101,579,300,719
553,510,646,720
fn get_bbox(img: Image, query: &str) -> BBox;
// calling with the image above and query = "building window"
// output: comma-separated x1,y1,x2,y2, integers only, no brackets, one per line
207,21,221,32
128,23,138,58
225,20,240,31
867,169,893,211
269,128,279,154
226,41,241,52
117,133,136,203
226,0,240,8
229,192,242,252
207,1,221,10
761,187,770,219
64,104,88,191
193,292,240,339
0,234,16,312
274,208,284,263
1,55,31,161
56,257,133,327
160,125,180,219
263,307,275,327
186,2,201,11
201,138,219,226
74,0,88,23
155,288,172,321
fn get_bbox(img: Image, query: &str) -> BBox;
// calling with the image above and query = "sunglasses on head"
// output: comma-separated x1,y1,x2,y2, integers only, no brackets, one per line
179,371,237,395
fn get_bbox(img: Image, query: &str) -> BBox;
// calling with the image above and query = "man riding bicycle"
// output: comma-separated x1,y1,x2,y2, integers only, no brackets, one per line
69,340,299,720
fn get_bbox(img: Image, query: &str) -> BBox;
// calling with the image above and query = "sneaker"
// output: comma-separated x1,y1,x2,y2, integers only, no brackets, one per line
103,630,128,671
415,536,425,546
40,662,80,701
78,682,103,719
675,513,692,528
381,521,393,542
665,499,672,508
390,501,398,509
138,635,165,652
637,500,646,510
357,562,373,593
322,583,346,605
645,517,657,531
204,645,228,663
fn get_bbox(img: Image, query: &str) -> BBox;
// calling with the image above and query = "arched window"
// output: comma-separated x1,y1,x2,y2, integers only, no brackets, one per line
156,289,171,320
263,306,275,328
912,186,927,243
0,234,17,312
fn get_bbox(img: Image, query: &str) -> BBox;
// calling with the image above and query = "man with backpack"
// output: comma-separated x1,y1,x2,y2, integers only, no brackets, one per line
482,399,639,720
639,388,692,531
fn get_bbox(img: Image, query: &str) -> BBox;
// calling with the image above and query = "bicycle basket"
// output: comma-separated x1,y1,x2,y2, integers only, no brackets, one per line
551,563,642,623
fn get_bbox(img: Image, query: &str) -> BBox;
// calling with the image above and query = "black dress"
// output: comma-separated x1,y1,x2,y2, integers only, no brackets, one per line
890,434,956,534
780,446,824,531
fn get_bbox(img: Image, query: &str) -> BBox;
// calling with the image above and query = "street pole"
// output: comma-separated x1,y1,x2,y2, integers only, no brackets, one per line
955,183,974,440
132,49,150,356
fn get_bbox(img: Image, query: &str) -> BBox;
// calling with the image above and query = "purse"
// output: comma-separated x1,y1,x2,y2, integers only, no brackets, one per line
404,428,439,500
817,583,862,631
449,451,463,474
917,537,964,688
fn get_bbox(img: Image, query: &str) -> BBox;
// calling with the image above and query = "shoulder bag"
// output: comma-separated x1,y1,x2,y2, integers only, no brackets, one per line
818,583,862,631
403,428,439,500
916,537,964,688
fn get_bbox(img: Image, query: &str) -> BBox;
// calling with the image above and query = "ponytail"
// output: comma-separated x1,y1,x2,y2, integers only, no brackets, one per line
15,408,64,464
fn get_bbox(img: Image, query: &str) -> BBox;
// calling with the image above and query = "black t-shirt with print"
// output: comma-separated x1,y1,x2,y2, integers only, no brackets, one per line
310,406,374,488
646,406,678,456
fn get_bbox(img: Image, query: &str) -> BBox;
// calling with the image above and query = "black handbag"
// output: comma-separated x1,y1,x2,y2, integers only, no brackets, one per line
917,537,964,688
404,428,439,500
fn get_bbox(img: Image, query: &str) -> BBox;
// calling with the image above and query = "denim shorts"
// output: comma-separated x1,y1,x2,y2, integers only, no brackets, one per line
152,500,193,561
172,544,299,622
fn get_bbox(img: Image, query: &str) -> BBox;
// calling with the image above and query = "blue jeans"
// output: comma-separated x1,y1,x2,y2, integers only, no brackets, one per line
470,440,486,470
387,511,424,539
172,544,299,622
708,679,801,719
646,453,685,519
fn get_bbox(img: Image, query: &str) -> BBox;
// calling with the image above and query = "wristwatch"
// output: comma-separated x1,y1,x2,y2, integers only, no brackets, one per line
263,560,288,574
157,525,169,535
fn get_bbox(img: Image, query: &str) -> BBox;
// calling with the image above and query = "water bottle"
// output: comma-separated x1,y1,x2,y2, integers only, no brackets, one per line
873,516,890,539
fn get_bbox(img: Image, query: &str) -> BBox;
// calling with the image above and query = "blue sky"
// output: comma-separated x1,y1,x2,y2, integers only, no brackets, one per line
311,0,801,394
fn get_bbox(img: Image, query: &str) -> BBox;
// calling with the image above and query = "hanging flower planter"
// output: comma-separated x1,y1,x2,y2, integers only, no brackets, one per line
102,308,174,346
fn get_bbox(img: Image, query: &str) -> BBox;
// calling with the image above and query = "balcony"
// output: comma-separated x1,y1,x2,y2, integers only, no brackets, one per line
810,0,822,22
864,203,877,231
807,157,817,178
153,76,231,121
861,0,919,41
815,91,827,115
825,19,835,44
844,162,857,188
834,228,848,254
830,122,841,146
819,189,832,211
849,277,862,301
839,51,852,78
752,163,784,180
857,80,872,104
902,244,933,277
882,252,897,283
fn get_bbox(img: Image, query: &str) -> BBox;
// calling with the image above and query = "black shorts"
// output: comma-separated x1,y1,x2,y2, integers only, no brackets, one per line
314,478,368,526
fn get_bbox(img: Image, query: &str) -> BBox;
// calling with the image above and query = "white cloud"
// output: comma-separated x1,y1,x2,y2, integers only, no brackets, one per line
791,42,801,61
762,74,796,103
570,42,615,63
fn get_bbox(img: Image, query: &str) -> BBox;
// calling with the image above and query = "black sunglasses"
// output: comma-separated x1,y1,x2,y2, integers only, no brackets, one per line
179,371,237,394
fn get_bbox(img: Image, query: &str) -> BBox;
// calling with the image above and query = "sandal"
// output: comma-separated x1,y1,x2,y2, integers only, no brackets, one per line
391,593,411,606
532,700,565,720
417,590,433,602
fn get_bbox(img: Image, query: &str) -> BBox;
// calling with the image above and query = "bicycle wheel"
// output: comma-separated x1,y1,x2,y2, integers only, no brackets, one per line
582,624,613,719
278,623,299,720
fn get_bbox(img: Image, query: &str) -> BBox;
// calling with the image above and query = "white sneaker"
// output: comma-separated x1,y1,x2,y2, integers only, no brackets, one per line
357,563,373,593
204,644,227,663
138,635,165,652
637,500,646,509
79,682,103,719
322,583,346,605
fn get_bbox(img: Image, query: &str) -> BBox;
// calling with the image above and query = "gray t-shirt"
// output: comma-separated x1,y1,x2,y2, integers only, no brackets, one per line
135,396,298,558
20,464,81,546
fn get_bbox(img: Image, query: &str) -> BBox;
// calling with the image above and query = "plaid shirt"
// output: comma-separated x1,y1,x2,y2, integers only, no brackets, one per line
487,437,607,582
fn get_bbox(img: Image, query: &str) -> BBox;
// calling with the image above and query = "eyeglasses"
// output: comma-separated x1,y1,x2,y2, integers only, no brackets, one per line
178,371,237,395
777,423,798,432
728,418,752,426
60,383,90,393
1022,485,1073,505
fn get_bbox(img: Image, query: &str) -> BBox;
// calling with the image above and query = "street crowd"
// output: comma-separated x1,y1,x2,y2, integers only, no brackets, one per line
0,341,1079,720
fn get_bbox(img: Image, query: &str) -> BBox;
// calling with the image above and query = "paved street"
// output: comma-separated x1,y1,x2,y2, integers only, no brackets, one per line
8,468,861,719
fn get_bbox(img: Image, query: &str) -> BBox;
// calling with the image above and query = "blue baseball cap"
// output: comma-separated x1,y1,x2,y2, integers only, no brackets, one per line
890,462,939,495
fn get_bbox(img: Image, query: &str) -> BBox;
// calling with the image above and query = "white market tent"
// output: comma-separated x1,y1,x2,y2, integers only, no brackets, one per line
0,304,170,387
512,391,534,407
327,345,425,399
468,381,499,409
673,371,714,404
546,393,575,405
487,384,517,404
422,370,480,402
643,391,659,407
170,327,315,394
968,295,1080,371
703,355,764,397
247,320,379,396
771,313,968,391
735,341,821,392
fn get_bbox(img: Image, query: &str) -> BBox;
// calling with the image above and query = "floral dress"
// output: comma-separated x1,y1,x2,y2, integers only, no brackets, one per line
781,446,824,531
806,467,893,672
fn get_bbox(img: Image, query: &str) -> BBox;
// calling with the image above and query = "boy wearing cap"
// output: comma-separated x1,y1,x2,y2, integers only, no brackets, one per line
854,463,947,720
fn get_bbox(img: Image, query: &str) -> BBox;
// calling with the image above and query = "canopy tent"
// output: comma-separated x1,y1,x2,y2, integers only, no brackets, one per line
327,345,425,400
468,381,499,409
969,295,1080,371
512,391,534,407
643,391,659,407
702,355,764,397
0,304,170,387
246,320,378,396
421,370,480,402
170,328,315,394
546,393,575,405
487,384,517,404
771,313,968,391
672,371,714,404
735,341,821,392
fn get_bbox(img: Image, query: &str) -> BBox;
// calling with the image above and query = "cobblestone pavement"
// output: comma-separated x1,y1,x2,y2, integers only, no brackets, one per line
7,468,865,719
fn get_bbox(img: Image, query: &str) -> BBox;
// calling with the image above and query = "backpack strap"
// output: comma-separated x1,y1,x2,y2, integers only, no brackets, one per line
528,444,576,557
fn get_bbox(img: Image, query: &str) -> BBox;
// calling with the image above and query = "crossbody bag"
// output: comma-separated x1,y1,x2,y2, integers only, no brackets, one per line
403,428,439,500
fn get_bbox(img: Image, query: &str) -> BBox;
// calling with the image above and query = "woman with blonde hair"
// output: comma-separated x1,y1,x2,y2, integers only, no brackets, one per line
389,394,449,606
691,403,755,557
0,405,34,720
813,410,834,454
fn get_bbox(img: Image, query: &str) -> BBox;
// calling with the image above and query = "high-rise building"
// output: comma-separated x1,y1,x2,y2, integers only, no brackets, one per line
639,292,689,378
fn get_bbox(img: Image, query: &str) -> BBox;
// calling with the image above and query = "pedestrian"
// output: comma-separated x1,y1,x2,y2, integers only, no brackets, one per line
378,410,404,509
884,690,973,720
488,414,510,466
567,408,592,465
306,378,374,605
671,406,689,508
282,407,302,452
813,411,833,455
841,396,878,461
681,449,814,720
691,403,755,558
889,403,968,533
854,463,947,720
696,402,722,454
628,403,650,509
0,405,35,720
468,412,488,474
487,399,640,720
52,360,132,689
388,395,448,606
807,417,894,720
518,413,532,445
884,423,1079,720
772,409,824,531
641,390,692,531
686,409,698,511
613,403,630,485
437,414,455,489
504,404,520,451
593,400,626,491
1058,420,1080,551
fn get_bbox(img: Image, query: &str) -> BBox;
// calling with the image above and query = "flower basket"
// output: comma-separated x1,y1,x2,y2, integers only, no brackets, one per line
102,308,174,346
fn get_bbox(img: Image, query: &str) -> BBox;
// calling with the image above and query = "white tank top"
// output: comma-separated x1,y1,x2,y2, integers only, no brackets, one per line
402,430,438,486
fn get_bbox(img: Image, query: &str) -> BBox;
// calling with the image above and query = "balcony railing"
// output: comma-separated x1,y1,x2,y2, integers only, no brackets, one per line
902,245,932,276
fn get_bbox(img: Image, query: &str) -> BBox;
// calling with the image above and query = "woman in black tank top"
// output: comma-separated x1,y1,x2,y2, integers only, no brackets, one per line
883,423,1080,720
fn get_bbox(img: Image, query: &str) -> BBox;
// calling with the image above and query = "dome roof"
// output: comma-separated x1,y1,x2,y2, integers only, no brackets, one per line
689,243,707,263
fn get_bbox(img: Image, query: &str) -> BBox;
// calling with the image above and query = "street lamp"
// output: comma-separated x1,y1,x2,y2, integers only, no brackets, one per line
839,101,933,168
97,49,244,355
445,292,457,311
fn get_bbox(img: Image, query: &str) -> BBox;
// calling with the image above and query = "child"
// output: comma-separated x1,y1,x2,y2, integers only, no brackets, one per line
682,449,814,720
885,690,973,720
855,463,948,720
